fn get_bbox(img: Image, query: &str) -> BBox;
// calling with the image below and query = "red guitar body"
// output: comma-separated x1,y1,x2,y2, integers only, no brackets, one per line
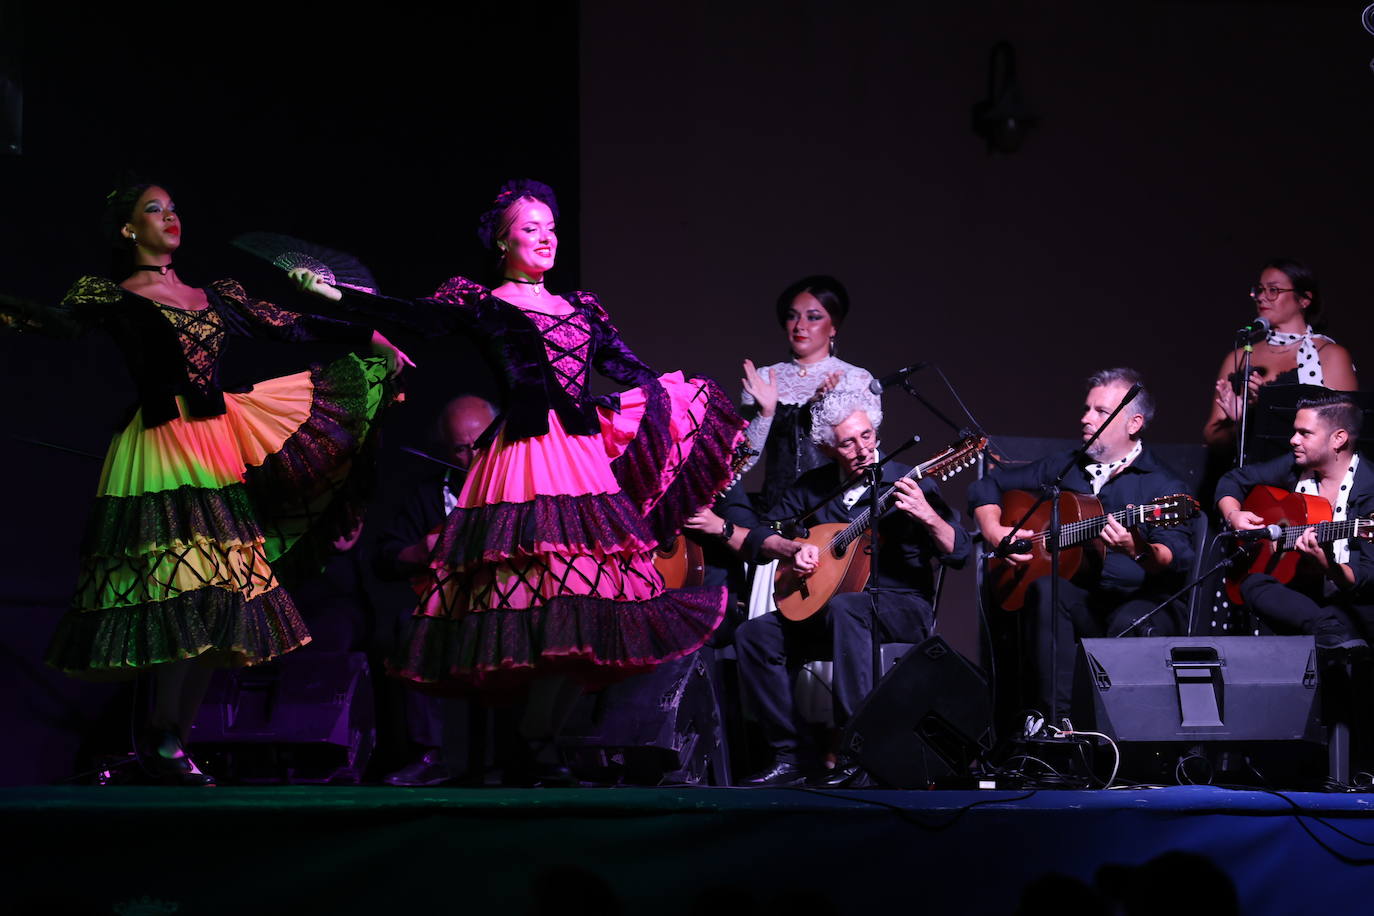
1225,485,1330,606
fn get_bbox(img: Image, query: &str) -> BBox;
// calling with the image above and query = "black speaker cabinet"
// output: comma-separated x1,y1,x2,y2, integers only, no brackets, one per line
840,636,994,788
190,651,376,783
1076,636,1323,743
559,648,730,786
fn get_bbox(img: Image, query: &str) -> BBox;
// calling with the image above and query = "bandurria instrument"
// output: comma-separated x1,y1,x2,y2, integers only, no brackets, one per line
772,435,987,622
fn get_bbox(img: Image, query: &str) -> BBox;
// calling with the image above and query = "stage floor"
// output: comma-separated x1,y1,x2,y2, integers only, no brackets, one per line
5,784,1372,914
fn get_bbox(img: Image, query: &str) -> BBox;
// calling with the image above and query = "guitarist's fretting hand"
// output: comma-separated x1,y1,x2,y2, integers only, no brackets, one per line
1099,514,1142,553
1293,528,1330,568
1101,512,1169,570
892,478,959,555
1293,527,1356,589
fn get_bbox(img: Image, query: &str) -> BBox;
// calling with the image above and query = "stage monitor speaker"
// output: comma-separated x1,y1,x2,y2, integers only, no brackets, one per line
1076,636,1322,743
559,648,729,786
840,636,994,788
190,651,375,783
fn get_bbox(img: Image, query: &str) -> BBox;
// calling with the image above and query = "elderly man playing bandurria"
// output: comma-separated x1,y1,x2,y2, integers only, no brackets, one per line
689,390,969,787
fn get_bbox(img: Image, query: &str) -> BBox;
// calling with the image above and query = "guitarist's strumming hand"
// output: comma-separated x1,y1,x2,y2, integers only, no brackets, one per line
1225,508,1264,530
773,542,820,598
792,543,820,576
1218,496,1265,531
976,514,1035,567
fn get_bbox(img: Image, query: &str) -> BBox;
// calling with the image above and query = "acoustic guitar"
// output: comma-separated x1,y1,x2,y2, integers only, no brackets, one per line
772,435,987,622
986,490,1199,611
1224,484,1374,605
653,536,707,589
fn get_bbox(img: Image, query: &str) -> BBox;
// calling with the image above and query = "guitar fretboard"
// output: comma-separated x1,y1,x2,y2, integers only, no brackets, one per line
1277,518,1374,549
1031,503,1172,550
828,441,982,554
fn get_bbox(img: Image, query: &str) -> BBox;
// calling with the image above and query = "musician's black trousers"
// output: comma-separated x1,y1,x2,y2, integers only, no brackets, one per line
1239,573,1362,641
734,590,933,761
1024,579,1181,717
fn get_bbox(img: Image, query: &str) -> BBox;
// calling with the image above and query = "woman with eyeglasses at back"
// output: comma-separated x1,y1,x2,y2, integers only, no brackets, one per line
1203,257,1357,455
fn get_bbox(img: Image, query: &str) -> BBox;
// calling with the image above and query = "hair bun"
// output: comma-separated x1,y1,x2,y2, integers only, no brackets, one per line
476,178,560,250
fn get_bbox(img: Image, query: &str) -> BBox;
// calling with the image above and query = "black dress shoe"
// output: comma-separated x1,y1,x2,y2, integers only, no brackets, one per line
384,749,452,787
741,759,806,787
810,756,866,788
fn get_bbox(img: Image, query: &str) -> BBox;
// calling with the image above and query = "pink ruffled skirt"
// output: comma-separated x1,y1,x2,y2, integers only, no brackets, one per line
391,372,744,693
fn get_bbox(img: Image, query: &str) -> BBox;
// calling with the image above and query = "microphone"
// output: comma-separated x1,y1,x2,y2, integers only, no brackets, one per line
981,538,1032,561
869,362,929,394
1221,524,1283,543
1235,316,1271,344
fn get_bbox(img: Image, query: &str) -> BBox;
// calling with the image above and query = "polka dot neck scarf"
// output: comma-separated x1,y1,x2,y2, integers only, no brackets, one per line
1084,440,1143,496
1266,324,1327,386
1295,454,1359,564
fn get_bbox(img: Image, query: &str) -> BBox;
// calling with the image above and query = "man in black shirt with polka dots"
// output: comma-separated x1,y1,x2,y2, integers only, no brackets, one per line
1216,393,1374,651
970,367,1197,720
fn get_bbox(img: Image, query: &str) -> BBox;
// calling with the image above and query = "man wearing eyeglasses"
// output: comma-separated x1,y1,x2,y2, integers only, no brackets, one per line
375,394,498,786
969,367,1197,724
688,390,970,787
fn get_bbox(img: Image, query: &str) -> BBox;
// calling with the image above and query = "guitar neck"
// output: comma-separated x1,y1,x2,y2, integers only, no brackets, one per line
833,466,920,551
1039,504,1151,549
1278,517,1374,549
834,445,974,550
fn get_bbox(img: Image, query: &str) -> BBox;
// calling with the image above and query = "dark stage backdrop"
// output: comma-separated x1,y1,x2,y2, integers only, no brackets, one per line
579,0,1374,657
3,1,1373,785
0,6,580,785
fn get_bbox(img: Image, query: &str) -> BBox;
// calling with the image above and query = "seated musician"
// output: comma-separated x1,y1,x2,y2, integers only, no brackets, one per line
1215,393,1372,652
968,367,1196,719
687,390,970,787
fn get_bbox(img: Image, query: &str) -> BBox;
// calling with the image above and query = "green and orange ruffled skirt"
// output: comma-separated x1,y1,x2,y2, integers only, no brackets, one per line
46,354,391,677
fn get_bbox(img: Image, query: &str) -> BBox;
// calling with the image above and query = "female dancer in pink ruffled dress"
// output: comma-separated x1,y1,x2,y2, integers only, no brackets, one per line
300,180,744,764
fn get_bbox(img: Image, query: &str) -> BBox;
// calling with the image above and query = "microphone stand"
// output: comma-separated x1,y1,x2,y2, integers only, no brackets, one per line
864,459,889,702
1116,540,1249,637
1236,330,1255,469
845,435,926,716
775,435,921,538
400,446,470,474
898,376,965,438
993,383,1143,728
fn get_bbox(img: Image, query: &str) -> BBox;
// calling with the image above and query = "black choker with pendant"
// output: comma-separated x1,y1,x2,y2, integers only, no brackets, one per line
503,276,545,295
134,264,174,275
